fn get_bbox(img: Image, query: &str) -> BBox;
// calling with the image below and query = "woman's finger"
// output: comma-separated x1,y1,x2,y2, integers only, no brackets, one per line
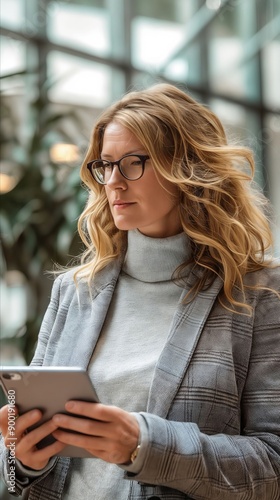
0,405,19,435
64,401,112,420
0,405,9,434
52,428,102,449
52,414,100,436
52,405,140,464
52,412,136,443
16,438,67,471
14,409,42,438
52,429,122,462
15,418,61,452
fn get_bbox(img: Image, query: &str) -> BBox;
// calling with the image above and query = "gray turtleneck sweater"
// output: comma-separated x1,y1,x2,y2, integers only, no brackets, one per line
63,229,192,499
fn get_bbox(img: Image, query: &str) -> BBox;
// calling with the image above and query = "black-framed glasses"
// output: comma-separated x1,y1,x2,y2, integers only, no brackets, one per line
87,154,150,185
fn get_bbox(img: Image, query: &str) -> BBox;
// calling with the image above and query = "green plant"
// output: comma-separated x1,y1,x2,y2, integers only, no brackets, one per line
0,74,87,363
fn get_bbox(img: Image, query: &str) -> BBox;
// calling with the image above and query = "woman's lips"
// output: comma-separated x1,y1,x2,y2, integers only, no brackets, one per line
113,201,135,209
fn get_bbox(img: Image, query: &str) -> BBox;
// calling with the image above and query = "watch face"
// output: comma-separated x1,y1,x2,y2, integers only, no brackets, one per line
130,444,141,463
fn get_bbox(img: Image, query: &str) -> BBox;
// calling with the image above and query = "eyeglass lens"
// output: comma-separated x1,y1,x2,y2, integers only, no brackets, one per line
93,155,144,183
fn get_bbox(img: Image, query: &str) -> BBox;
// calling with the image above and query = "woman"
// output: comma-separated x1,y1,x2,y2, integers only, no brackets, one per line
1,83,280,499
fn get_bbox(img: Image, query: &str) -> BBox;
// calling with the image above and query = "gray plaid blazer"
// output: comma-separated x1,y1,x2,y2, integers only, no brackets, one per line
1,259,280,500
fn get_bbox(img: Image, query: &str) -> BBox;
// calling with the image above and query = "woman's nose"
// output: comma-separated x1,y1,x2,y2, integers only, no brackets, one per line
106,165,127,188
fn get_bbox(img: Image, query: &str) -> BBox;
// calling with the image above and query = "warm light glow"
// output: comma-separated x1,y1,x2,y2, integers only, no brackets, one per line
0,173,18,193
50,143,80,163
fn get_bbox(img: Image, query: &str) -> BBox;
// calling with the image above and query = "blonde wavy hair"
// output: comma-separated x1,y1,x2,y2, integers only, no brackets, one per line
77,83,277,313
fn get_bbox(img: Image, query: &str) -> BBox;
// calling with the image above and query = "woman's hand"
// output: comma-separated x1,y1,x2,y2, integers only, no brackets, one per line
52,401,140,464
0,404,66,471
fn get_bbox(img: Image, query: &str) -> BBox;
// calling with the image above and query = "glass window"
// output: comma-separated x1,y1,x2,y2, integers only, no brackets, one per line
164,42,202,85
133,0,198,23
262,38,280,108
209,43,260,101
47,2,109,56
0,37,26,76
0,37,26,94
131,17,186,70
47,51,113,107
61,0,105,6
131,0,200,71
0,0,24,30
265,113,280,256
210,99,264,187
208,0,261,101
163,57,189,82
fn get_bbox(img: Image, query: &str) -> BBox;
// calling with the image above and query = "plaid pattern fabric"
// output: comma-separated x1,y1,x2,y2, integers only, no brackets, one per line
1,262,280,499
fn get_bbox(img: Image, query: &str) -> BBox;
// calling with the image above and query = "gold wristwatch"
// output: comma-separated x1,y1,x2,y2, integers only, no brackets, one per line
130,444,141,463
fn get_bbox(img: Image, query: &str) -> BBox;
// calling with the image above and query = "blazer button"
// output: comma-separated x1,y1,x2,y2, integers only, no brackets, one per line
148,497,160,500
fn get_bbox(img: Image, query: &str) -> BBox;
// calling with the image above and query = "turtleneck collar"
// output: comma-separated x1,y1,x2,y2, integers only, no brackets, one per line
122,229,192,283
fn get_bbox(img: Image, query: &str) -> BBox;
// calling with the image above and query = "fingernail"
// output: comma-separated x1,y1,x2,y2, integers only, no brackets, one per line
53,415,62,424
65,401,74,410
31,410,41,418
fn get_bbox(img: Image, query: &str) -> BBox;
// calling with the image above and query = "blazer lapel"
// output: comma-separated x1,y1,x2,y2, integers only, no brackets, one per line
147,274,223,418
48,258,123,369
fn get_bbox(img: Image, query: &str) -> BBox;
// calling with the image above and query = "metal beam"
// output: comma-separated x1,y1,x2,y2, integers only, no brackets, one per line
0,26,130,72
214,13,280,82
105,0,133,95
131,71,280,114
158,0,233,72
1,26,279,115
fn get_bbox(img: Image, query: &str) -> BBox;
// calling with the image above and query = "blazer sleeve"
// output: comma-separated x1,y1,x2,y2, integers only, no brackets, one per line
125,280,280,499
31,275,63,366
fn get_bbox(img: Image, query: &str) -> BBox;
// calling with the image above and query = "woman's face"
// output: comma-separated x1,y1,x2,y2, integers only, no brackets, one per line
102,121,182,238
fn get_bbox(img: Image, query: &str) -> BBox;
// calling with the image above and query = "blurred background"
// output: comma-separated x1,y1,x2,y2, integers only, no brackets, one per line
0,0,280,367
0,1,279,496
